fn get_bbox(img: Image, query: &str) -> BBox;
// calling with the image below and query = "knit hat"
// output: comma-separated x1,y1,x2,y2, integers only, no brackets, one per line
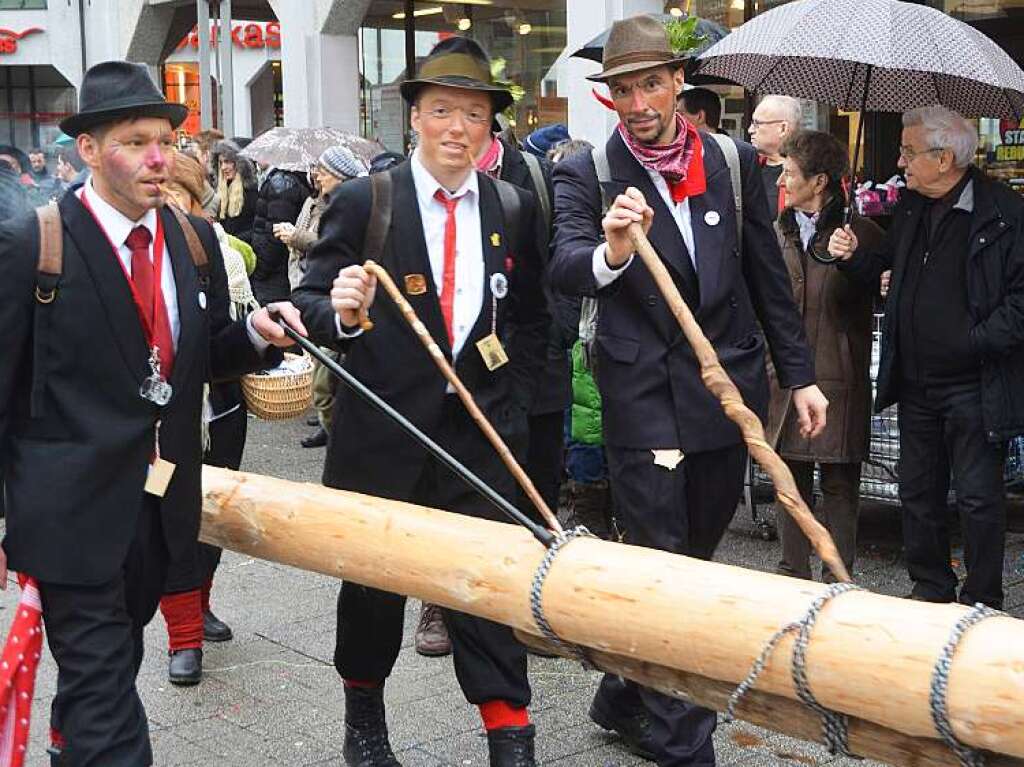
318,145,368,181
524,124,570,158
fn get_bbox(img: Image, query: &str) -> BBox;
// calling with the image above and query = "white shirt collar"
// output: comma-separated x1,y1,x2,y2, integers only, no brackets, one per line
81,177,158,248
411,148,478,209
794,209,819,251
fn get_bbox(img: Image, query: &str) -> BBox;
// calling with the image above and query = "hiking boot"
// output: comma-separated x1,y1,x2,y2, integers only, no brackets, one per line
414,602,451,657
343,686,401,766
487,725,536,767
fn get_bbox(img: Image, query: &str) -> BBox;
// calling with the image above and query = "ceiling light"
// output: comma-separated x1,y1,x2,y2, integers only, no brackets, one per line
669,6,684,16
393,6,443,19
518,22,532,35
731,0,744,8
458,17,472,30
457,0,492,5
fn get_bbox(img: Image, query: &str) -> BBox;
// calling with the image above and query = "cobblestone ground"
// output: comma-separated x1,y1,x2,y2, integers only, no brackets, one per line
5,413,1022,766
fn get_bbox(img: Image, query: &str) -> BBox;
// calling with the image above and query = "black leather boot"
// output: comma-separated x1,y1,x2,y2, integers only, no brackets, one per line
203,609,233,642
342,685,401,766
168,648,203,686
589,695,655,760
486,725,536,767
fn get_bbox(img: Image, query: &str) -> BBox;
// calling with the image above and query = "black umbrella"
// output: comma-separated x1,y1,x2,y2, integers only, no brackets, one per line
572,13,733,86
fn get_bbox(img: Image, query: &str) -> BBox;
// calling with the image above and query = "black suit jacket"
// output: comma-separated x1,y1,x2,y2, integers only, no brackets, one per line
549,131,814,453
0,193,280,585
291,162,549,514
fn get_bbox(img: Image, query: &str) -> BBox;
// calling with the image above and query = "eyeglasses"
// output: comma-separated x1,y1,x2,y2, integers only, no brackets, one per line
898,145,946,162
609,76,670,101
420,105,491,126
749,119,785,129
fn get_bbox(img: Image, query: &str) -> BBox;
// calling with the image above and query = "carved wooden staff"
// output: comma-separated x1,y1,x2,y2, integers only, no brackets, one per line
626,224,850,583
357,259,563,535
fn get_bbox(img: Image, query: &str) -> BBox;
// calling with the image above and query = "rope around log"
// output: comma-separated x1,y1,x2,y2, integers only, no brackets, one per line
726,583,864,757
930,604,1005,767
529,527,595,668
626,224,850,583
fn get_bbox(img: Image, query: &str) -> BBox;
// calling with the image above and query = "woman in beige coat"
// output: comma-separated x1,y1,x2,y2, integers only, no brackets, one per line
768,131,884,581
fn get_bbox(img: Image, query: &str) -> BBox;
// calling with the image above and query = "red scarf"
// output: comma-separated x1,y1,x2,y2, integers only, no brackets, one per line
618,114,706,203
0,576,43,767
476,136,503,179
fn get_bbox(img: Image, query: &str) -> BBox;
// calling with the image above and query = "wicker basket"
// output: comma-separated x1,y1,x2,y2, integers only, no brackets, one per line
241,352,314,421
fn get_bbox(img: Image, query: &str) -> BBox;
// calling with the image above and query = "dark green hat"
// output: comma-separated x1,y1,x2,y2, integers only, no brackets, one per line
401,37,513,113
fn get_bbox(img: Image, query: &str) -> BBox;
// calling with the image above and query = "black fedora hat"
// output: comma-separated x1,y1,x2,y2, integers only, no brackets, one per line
401,37,513,113
60,61,189,137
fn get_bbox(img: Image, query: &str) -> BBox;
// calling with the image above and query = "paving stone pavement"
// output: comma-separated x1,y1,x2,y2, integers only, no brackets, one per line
4,413,1022,766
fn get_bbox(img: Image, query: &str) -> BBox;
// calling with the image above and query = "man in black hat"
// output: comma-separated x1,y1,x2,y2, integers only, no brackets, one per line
0,60,304,766
292,36,548,767
550,15,824,767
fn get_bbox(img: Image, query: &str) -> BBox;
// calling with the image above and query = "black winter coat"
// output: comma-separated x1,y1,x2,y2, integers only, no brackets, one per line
840,165,1024,442
220,184,257,243
251,170,311,304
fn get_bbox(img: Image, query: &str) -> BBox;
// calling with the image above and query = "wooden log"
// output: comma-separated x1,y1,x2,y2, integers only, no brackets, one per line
200,466,1024,761
514,633,1022,767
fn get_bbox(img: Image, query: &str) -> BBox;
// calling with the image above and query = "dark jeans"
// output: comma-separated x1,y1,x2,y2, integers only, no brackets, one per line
40,499,168,767
898,382,1007,609
597,443,748,767
777,460,860,582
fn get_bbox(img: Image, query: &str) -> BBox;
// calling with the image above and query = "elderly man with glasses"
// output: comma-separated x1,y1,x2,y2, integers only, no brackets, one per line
748,94,803,216
829,104,1024,611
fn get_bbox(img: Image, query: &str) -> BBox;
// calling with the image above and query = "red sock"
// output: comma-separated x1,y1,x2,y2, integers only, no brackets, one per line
160,590,204,651
343,679,382,689
479,700,530,731
200,578,213,613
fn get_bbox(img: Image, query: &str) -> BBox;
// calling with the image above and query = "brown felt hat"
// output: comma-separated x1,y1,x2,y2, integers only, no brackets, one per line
401,36,513,113
587,15,686,83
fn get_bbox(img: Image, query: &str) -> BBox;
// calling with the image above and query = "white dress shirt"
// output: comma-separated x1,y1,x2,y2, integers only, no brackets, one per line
78,179,181,348
592,149,698,288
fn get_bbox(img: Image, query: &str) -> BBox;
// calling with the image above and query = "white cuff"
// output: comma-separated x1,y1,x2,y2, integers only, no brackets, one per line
245,312,271,353
335,314,364,340
593,243,633,288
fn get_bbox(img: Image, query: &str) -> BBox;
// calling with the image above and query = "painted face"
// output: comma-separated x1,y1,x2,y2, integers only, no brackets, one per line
778,156,826,212
80,116,175,219
410,85,494,177
219,158,237,181
608,66,684,146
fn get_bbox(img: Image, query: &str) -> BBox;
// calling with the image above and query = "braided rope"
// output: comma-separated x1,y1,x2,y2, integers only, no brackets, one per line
727,583,863,756
529,527,594,667
929,603,1004,767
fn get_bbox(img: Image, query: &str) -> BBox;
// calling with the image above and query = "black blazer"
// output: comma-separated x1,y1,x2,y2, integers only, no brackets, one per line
292,162,549,515
0,194,280,585
549,131,814,453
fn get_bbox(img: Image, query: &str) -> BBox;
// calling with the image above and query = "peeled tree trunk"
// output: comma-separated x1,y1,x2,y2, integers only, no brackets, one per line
201,466,1024,763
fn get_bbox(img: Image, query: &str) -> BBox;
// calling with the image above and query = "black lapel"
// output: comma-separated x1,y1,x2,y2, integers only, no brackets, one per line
464,173,506,350
390,162,452,359
160,207,200,397
607,132,700,303
59,193,150,383
688,138,730,310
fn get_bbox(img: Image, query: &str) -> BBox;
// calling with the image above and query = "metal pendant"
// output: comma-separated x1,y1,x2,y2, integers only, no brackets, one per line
140,346,173,406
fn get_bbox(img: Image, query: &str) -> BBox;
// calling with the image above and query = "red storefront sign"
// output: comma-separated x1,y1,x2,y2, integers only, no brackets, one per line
0,27,44,55
177,22,281,51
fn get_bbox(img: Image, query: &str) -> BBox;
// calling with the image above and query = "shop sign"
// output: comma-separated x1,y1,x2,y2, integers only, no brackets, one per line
177,22,281,52
0,27,44,55
996,121,1024,162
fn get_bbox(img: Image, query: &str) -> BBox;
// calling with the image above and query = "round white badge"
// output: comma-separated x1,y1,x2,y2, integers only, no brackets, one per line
704,211,721,227
198,291,207,310
490,272,509,300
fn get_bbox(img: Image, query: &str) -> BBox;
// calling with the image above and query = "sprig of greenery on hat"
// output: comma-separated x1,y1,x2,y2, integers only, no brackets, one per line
665,16,707,56
491,57,525,120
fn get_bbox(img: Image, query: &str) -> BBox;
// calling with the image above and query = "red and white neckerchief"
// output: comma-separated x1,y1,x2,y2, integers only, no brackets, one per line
0,575,44,767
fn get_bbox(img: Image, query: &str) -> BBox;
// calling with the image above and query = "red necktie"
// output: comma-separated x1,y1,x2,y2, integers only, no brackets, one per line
126,226,175,376
433,189,463,345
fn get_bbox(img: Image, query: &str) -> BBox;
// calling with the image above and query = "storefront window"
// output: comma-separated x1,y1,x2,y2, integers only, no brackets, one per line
359,0,568,153
0,0,47,8
0,65,74,150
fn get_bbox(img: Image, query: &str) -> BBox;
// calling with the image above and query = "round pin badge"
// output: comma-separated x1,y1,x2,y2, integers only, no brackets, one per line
198,291,207,310
704,211,721,227
490,272,509,300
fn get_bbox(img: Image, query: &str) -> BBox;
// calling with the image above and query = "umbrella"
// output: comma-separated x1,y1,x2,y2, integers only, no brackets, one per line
572,13,732,86
240,127,384,172
53,133,74,148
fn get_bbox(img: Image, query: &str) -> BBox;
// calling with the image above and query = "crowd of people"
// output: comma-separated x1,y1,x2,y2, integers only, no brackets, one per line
0,11,1022,767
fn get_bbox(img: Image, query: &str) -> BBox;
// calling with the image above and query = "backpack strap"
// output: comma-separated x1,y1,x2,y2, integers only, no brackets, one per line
366,171,394,264
521,152,551,230
591,145,612,216
31,205,64,418
708,133,743,249
491,176,522,260
166,204,211,287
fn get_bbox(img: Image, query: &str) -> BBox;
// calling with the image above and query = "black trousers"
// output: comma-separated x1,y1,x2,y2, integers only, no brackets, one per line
898,382,1007,608
520,410,566,517
334,405,530,708
40,497,168,767
598,443,748,767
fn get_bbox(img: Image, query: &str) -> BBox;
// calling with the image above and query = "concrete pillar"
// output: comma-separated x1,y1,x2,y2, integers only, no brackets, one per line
564,0,663,147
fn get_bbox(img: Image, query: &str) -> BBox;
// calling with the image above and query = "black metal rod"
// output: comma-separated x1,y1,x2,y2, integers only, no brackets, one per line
271,319,555,548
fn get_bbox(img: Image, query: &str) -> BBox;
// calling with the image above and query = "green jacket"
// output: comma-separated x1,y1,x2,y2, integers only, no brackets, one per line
570,340,603,445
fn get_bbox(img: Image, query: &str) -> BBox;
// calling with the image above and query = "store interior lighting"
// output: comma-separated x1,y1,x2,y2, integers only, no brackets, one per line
518,22,532,35
458,17,472,30
392,6,444,19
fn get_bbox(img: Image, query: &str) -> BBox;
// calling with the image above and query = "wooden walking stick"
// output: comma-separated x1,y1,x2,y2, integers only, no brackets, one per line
626,224,851,583
357,260,564,535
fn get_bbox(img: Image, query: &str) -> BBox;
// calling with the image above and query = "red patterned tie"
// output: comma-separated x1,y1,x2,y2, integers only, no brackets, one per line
126,226,175,376
433,189,463,345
